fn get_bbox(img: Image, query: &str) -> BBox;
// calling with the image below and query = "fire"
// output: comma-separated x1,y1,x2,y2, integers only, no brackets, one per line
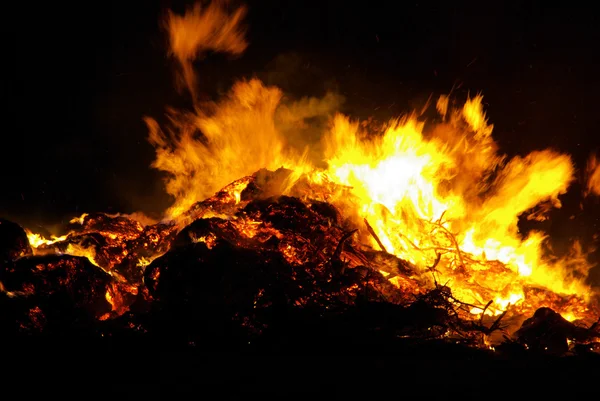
145,1,598,325
317,98,589,312
145,79,312,223
165,0,248,99
8,1,600,346
25,230,69,248
585,153,600,197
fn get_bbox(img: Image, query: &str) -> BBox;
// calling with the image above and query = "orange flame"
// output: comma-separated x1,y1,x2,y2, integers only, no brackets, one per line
165,0,247,99
585,153,600,197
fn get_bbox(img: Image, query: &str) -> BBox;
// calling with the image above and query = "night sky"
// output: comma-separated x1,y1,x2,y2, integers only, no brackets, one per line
2,1,600,279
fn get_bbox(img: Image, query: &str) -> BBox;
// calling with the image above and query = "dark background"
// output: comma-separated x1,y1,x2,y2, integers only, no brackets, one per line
2,1,600,280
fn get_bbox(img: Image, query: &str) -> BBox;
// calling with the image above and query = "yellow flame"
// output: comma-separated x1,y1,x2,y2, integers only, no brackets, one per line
69,213,88,225
64,243,99,267
25,230,99,268
320,97,592,306
25,230,68,248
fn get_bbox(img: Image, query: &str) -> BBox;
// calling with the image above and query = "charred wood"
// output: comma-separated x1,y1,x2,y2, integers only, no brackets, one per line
0,254,112,335
0,218,32,266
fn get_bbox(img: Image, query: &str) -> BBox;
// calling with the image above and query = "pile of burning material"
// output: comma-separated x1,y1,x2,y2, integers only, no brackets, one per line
3,1,600,359
2,169,599,356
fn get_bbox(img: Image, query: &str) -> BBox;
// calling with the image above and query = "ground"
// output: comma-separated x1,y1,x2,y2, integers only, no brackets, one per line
6,342,599,400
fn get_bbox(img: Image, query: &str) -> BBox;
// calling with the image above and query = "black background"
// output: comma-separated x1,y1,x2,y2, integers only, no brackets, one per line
2,1,600,281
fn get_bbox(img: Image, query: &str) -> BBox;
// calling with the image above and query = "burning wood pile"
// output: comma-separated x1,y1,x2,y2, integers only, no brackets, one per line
2,1,600,359
1,167,599,356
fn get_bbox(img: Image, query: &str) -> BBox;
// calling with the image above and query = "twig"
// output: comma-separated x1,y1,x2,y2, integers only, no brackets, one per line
428,252,442,285
428,253,442,271
479,300,494,327
436,210,447,225
487,309,508,334
332,229,358,261
330,229,358,276
433,223,465,268
364,218,388,253
398,233,418,250
441,288,488,314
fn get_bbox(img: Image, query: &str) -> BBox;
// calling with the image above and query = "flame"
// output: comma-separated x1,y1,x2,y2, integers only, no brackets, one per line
64,243,99,267
69,213,89,225
25,230,68,248
585,153,600,197
319,98,593,317
25,230,98,266
146,80,302,220
146,2,260,220
142,1,596,323
104,283,138,317
165,0,247,98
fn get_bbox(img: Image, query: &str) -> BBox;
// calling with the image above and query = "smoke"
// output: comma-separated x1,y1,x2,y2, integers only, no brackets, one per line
259,52,346,168
275,91,345,168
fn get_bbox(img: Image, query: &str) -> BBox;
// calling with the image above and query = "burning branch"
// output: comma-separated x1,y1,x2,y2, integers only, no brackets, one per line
431,220,465,269
364,218,388,253
486,310,509,334
427,252,442,272
427,252,442,286
479,300,494,327
332,229,358,260
330,229,358,276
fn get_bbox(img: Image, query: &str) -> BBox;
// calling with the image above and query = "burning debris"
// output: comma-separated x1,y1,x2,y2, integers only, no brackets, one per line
2,169,600,356
0,255,111,333
2,1,600,359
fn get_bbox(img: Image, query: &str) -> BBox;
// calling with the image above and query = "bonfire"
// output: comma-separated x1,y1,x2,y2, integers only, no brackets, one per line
1,1,599,357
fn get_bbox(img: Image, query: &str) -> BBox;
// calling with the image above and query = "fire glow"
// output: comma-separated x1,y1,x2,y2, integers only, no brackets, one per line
3,1,600,352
